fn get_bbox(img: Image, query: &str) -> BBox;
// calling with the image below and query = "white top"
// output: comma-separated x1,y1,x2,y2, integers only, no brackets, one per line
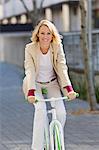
36,49,56,82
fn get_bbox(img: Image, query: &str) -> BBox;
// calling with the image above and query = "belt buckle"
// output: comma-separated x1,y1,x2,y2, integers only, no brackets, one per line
41,81,49,84
37,78,56,84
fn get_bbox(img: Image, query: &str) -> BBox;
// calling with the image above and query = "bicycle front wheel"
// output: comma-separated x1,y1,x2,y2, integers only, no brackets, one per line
54,124,62,150
50,120,65,150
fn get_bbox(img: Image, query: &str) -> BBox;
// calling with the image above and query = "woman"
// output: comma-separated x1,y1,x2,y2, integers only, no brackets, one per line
23,19,76,150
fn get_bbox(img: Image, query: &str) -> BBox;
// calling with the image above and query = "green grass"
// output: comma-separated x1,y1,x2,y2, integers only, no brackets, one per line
95,85,99,103
70,72,99,103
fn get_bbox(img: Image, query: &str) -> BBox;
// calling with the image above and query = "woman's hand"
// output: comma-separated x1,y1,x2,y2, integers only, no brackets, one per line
27,89,36,103
28,96,36,104
67,91,77,100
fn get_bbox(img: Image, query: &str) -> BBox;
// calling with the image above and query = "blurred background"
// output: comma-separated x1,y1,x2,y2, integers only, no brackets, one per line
0,0,99,104
0,0,99,149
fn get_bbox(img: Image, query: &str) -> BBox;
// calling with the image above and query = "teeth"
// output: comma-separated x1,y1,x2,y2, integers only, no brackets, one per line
43,40,48,42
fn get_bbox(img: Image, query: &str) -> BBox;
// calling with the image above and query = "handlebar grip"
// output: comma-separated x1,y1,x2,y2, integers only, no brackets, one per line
76,93,79,98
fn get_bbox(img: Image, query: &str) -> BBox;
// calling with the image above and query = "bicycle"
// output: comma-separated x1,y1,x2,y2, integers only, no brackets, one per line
36,93,79,150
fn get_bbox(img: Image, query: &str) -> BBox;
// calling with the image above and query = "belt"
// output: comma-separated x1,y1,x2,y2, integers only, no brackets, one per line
37,78,56,84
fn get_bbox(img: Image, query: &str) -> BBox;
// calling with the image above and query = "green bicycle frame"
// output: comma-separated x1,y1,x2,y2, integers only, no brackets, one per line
54,124,61,150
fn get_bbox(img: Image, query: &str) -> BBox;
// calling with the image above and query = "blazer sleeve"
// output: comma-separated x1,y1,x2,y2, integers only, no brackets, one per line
24,45,36,91
56,44,71,87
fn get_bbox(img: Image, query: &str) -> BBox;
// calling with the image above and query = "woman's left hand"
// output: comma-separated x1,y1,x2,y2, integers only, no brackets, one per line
67,91,77,100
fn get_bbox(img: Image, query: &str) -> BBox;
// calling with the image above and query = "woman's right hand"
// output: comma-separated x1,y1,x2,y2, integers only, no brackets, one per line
27,96,36,104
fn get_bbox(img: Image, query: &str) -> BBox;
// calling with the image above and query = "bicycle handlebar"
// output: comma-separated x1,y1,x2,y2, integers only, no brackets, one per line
35,93,79,103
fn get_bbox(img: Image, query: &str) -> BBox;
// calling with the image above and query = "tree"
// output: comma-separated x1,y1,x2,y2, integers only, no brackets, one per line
79,0,98,110
20,0,45,27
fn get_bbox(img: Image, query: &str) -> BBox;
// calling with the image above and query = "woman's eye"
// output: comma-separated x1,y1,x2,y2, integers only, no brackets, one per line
40,32,51,35
47,32,51,35
41,32,44,34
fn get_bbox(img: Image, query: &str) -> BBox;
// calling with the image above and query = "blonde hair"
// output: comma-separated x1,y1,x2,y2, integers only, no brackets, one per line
31,19,62,44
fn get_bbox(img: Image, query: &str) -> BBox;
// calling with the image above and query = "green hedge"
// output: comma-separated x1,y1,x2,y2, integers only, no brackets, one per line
70,71,99,103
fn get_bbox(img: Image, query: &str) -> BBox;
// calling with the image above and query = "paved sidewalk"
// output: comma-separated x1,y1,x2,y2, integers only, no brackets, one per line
0,63,99,150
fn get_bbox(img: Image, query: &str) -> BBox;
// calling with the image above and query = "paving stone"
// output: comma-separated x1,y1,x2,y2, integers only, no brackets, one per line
0,62,99,150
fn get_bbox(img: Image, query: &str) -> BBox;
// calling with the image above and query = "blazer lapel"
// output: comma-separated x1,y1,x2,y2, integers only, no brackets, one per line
30,43,40,76
36,43,40,76
50,44,54,66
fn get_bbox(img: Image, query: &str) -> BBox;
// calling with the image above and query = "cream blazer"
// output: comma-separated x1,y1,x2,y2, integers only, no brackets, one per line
23,42,71,99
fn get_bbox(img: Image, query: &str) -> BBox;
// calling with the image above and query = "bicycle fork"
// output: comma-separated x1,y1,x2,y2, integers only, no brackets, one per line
49,109,65,150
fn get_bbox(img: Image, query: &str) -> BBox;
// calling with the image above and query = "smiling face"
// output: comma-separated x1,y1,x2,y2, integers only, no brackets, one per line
38,25,53,48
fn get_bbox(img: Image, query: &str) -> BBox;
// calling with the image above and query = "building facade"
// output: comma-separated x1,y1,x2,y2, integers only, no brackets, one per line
0,0,81,32
92,0,99,28
0,0,99,67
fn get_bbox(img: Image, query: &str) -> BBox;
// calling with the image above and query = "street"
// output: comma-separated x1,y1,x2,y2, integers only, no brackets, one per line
0,63,99,150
